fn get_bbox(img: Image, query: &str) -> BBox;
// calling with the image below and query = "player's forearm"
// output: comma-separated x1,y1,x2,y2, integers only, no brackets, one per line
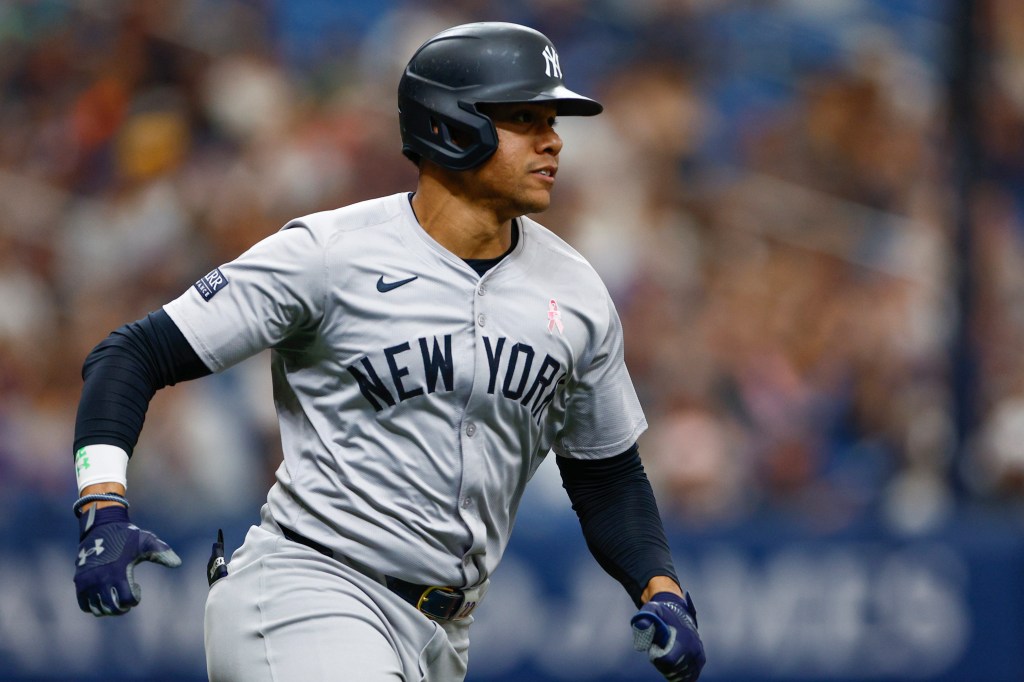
73,310,210,513
557,445,680,606
74,309,210,455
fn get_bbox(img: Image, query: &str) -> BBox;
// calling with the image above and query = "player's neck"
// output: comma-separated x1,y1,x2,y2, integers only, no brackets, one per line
411,176,514,260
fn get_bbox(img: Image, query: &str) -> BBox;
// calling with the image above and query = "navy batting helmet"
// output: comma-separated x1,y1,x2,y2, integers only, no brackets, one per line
398,22,603,171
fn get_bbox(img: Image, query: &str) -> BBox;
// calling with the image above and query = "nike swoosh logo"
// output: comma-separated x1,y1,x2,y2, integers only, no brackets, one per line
376,275,418,293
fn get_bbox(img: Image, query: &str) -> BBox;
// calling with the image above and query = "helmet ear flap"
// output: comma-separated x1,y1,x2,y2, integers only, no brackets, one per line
399,96,498,171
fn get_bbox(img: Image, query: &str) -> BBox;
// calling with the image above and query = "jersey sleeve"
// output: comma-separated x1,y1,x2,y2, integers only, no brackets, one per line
555,294,647,459
163,221,326,372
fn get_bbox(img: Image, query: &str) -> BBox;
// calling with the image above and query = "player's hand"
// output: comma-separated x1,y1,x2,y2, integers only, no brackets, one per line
74,505,182,616
631,591,706,682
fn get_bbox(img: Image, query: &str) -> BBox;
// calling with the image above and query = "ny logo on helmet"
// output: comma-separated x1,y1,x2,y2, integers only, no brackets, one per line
542,45,562,79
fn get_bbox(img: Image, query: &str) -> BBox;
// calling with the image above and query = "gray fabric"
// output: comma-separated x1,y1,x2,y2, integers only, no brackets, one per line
204,506,470,681
165,192,646,590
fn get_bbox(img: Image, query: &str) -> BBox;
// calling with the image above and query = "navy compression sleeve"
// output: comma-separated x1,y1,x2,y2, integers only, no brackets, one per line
557,444,678,607
74,309,211,455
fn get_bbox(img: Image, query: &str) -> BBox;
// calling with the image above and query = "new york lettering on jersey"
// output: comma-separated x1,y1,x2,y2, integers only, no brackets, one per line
346,333,567,423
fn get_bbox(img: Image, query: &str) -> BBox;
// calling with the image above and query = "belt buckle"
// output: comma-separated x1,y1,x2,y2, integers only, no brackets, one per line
417,585,469,621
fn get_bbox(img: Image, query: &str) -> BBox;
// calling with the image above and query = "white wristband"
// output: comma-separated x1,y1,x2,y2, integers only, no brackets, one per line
75,444,129,492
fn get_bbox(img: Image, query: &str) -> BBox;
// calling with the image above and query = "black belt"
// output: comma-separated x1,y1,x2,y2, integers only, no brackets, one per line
279,525,472,621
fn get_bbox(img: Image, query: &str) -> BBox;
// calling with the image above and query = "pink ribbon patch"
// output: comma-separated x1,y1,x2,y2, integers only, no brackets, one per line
547,299,564,334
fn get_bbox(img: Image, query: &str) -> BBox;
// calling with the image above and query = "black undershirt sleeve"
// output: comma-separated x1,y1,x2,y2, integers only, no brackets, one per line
74,309,212,455
556,444,679,607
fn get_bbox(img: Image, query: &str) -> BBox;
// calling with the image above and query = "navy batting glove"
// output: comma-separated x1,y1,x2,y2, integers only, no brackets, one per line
631,591,706,682
74,505,181,616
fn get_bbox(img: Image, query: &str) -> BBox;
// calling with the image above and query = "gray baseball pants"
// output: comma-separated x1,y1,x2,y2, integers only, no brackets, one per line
204,510,470,681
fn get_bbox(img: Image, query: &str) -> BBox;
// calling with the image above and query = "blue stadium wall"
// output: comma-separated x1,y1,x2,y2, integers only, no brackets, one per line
2,496,1021,682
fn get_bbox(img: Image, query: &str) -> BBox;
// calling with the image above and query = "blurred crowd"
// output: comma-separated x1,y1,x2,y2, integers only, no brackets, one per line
1,0,1022,534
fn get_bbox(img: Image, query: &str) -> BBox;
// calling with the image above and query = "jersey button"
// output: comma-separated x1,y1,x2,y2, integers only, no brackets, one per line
461,498,471,509
477,313,486,327
477,285,487,296
465,423,477,437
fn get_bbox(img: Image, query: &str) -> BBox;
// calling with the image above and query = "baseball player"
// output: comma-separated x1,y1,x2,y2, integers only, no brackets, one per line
71,22,705,682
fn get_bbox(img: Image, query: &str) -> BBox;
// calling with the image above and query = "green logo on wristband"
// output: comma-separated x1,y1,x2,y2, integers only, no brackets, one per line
75,447,91,475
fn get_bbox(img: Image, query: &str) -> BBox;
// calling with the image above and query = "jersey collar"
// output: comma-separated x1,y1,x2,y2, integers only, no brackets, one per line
394,192,531,282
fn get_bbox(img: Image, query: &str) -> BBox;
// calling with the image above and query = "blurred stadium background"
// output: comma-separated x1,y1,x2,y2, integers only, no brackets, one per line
2,0,1023,680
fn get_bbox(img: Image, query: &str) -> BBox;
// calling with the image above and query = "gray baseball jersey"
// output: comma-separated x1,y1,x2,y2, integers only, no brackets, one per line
164,191,646,590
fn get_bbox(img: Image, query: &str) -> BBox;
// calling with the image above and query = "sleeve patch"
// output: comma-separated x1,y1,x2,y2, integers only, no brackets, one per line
194,268,229,301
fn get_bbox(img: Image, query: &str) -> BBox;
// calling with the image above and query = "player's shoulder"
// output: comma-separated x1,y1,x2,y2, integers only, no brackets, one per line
283,193,408,239
520,216,606,285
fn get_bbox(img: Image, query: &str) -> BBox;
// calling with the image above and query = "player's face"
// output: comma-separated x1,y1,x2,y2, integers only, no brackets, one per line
466,102,563,218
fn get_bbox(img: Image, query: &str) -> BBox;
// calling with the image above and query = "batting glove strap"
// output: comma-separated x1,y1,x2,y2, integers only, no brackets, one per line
631,592,706,682
74,505,181,617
